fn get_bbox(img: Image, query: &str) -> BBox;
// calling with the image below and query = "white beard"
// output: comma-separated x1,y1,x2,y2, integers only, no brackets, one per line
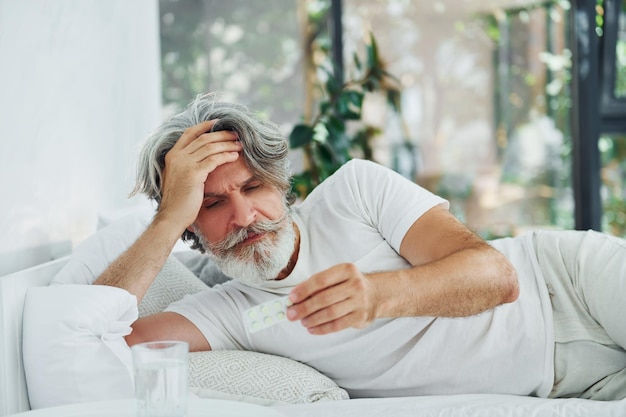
192,211,296,286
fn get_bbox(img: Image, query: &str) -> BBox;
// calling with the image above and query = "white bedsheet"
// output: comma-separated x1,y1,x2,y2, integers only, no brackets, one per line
274,394,626,417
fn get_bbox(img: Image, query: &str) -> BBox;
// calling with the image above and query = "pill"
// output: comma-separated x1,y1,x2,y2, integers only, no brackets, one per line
243,296,291,333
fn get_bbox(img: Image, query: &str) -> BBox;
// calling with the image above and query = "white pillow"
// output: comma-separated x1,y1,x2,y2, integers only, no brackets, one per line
23,285,137,409
50,214,150,286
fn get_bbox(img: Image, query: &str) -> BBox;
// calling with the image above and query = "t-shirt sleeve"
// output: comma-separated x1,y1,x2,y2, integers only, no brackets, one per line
330,159,449,252
164,284,249,351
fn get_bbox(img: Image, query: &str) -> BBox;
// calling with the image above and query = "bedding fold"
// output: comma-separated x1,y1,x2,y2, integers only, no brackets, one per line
22,284,137,409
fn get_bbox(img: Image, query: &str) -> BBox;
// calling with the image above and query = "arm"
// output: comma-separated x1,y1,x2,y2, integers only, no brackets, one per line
287,205,519,335
96,218,211,350
93,120,241,348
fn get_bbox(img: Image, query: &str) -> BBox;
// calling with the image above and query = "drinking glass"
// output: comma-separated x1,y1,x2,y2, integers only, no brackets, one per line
131,341,189,417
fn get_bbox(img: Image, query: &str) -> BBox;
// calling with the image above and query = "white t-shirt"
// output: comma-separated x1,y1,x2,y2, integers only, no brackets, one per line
166,159,554,398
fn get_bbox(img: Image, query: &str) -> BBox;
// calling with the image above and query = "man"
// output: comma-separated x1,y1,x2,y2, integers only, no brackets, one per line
95,93,626,400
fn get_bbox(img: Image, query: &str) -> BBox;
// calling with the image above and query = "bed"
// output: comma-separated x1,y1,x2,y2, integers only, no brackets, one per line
1,214,625,417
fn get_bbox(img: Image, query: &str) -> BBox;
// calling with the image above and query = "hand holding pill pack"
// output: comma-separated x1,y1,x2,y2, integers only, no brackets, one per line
243,296,293,333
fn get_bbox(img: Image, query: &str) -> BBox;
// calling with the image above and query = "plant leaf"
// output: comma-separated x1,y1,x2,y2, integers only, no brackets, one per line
387,89,402,113
336,90,364,119
366,32,379,69
291,171,314,198
324,68,341,96
353,51,362,71
289,124,315,148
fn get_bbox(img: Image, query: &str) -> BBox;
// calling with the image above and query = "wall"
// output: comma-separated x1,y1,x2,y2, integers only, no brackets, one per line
0,0,162,275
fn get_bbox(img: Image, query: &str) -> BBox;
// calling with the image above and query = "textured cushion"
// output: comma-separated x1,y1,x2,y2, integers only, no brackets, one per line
188,351,349,405
138,256,209,318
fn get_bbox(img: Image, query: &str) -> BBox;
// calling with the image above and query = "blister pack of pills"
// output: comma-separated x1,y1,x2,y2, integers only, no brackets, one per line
243,296,293,333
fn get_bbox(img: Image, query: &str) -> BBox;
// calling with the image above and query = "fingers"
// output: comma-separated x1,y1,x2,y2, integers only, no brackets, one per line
290,283,350,324
305,311,368,335
184,129,240,158
164,120,242,178
171,120,217,150
287,264,375,335
188,138,242,169
288,264,350,304
299,300,364,335
172,119,241,161
156,121,242,227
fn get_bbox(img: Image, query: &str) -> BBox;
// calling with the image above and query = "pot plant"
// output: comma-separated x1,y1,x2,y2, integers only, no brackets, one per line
289,33,405,198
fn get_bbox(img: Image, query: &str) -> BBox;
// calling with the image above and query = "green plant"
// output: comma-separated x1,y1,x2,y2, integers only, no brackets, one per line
289,33,403,198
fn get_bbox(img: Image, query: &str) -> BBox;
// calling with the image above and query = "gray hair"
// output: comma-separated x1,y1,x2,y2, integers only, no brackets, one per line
132,92,293,251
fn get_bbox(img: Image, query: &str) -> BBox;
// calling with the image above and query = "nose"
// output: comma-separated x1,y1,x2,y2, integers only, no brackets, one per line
230,194,256,228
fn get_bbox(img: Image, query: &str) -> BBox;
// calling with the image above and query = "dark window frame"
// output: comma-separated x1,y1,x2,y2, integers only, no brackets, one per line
570,0,603,230
571,0,626,230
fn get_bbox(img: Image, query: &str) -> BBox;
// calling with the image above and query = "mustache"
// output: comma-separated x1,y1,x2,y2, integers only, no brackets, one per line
210,212,288,252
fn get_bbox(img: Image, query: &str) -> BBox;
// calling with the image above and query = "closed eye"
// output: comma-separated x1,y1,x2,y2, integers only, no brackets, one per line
203,199,224,210
243,182,262,193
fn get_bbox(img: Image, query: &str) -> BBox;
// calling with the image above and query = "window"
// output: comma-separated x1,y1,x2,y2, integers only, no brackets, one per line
341,0,573,237
159,0,305,125
159,0,626,237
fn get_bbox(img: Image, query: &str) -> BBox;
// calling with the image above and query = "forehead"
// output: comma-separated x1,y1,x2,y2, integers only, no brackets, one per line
203,157,254,194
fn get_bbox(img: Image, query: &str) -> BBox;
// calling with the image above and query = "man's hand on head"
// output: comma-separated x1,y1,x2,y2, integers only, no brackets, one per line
157,120,242,231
